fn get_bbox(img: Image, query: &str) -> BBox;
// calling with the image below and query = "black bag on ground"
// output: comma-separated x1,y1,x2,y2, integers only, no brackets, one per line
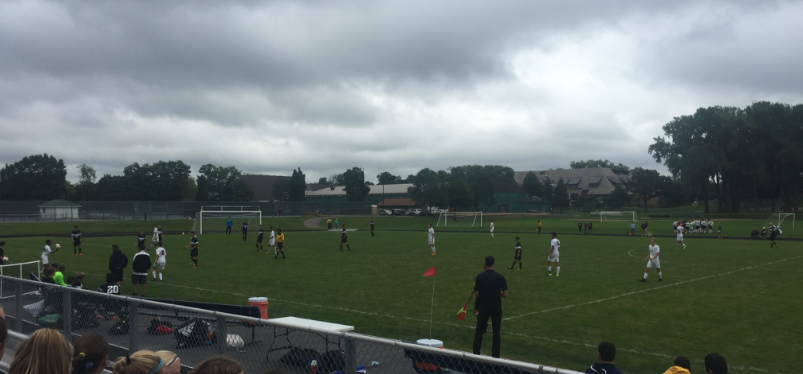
318,350,345,374
147,318,173,335
279,347,320,366
108,320,129,335
174,318,213,349
72,304,100,330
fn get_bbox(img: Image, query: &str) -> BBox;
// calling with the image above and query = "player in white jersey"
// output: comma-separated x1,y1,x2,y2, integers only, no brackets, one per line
489,221,494,238
42,239,58,265
428,224,436,255
701,220,707,234
547,232,560,276
676,225,686,249
708,220,714,234
151,224,159,249
639,237,663,282
152,242,166,281
268,226,277,254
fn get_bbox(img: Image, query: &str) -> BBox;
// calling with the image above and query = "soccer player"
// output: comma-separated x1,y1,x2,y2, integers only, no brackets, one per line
588,221,593,235
152,242,166,281
241,220,249,242
255,225,264,251
186,231,199,268
151,224,159,249
131,246,151,296
490,221,495,238
708,220,715,234
718,223,723,239
370,219,375,237
136,231,147,251
537,220,542,234
71,226,83,256
274,228,286,259
268,226,276,254
639,237,662,282
339,225,351,251
701,219,708,234
226,216,233,235
769,223,779,248
508,237,522,270
98,273,121,295
428,224,436,256
676,224,686,249
157,225,164,243
42,239,57,266
547,232,560,276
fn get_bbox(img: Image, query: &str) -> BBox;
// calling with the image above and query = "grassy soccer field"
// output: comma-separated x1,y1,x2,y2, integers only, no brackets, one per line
1,217,800,373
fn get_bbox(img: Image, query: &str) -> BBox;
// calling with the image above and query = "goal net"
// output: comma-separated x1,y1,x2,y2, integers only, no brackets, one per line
199,206,262,234
0,260,42,299
436,212,483,227
766,213,795,230
600,211,638,222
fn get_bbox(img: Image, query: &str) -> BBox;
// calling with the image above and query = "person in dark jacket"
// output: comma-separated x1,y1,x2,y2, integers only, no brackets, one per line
131,248,151,296
108,245,128,285
585,342,622,374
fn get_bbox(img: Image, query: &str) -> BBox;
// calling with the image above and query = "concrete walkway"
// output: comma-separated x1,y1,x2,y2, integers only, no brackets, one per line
303,217,327,229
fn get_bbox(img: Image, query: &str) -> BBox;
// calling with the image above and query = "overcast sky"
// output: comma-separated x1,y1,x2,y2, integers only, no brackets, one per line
2,0,803,183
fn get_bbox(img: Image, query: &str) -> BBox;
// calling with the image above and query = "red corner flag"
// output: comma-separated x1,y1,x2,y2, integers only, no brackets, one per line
423,266,436,277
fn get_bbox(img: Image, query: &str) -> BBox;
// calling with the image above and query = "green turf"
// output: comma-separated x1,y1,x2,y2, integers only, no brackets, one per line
3,225,800,373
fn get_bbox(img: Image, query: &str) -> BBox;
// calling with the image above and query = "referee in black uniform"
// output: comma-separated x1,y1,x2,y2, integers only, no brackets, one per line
472,256,508,358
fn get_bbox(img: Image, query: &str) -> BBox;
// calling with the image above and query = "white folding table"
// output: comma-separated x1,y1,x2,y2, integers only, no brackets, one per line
267,316,354,354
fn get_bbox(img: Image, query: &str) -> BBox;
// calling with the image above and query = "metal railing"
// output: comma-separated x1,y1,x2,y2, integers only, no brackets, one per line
0,276,581,374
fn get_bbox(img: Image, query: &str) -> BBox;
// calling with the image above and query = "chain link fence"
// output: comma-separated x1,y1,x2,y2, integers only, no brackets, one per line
0,276,580,374
0,201,373,223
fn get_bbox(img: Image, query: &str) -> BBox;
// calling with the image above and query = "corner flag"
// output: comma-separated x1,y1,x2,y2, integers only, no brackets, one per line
423,266,436,277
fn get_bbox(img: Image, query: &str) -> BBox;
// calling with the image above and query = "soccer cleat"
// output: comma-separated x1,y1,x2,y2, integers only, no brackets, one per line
547,272,552,276
192,265,197,268
556,274,560,277
638,279,646,282
658,279,663,282
508,266,513,270
431,252,436,256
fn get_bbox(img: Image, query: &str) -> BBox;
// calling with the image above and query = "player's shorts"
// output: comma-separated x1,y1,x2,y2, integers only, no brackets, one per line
257,237,263,244
514,255,521,261
547,252,559,262
73,240,81,246
269,239,276,245
341,238,348,243
277,242,284,250
647,258,661,268
490,228,494,232
428,238,435,245
131,274,147,285
242,230,248,235
190,248,199,257
154,261,166,270
41,256,49,265
152,237,158,243
676,234,684,241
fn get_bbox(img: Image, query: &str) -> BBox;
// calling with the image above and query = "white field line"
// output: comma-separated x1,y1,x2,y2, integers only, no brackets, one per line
503,255,803,322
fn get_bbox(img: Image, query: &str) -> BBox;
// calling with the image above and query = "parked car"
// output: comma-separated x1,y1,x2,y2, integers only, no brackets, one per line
412,209,423,215
392,209,405,216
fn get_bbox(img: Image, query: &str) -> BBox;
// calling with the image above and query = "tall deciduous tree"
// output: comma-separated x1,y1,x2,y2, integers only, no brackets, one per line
377,171,402,185
522,172,544,198
94,174,128,201
196,164,253,201
570,159,629,170
628,167,667,208
123,161,192,201
408,168,448,207
0,154,67,200
288,168,306,201
542,177,554,201
74,164,97,201
552,178,570,207
272,178,290,201
607,184,630,209
446,179,473,209
343,167,371,201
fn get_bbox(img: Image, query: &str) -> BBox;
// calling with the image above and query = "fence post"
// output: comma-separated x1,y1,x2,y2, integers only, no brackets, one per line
344,334,357,374
14,281,23,332
216,313,228,353
128,300,139,352
62,287,73,340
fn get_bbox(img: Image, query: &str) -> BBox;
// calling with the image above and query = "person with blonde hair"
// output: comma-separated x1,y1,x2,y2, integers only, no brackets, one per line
8,328,72,374
72,334,109,374
113,350,164,374
188,356,242,374
155,351,180,374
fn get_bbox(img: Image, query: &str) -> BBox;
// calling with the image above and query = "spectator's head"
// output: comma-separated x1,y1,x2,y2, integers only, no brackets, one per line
45,267,56,277
674,356,691,370
76,272,85,281
597,341,616,363
112,244,119,251
106,273,116,284
9,328,72,374
0,315,8,362
191,356,243,374
51,263,59,269
72,334,109,374
704,353,727,374
58,265,66,272
66,276,75,285
155,351,180,374
113,350,164,374
484,256,495,268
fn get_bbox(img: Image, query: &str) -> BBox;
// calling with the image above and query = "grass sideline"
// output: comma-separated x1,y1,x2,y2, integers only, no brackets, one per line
2,226,800,373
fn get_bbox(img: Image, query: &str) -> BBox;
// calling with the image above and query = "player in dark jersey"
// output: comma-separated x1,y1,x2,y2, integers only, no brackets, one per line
157,225,164,242
186,231,199,268
136,231,147,250
241,220,249,242
71,226,83,255
339,225,351,251
255,225,264,251
369,219,375,237
509,237,522,270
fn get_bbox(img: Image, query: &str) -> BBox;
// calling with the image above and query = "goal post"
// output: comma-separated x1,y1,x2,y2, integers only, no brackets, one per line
199,206,262,234
599,211,638,222
436,211,483,227
777,213,795,229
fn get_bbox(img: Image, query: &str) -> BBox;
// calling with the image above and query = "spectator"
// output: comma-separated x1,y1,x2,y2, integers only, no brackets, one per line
66,277,75,287
471,256,508,358
0,315,7,374
704,353,728,374
113,350,164,374
585,341,621,374
73,272,85,288
630,222,635,236
663,356,691,374
98,273,121,295
0,241,5,265
72,334,109,374
8,328,72,374
109,244,129,285
588,221,593,235
53,264,67,286
155,351,180,374
42,267,56,284
189,356,243,374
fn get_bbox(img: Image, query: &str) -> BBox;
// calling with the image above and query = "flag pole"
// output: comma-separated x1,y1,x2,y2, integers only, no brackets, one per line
429,275,436,339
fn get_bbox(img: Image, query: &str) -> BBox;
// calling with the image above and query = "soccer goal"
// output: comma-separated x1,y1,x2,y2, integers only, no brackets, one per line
436,211,483,227
0,260,42,299
199,206,262,234
599,211,638,222
776,213,795,229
